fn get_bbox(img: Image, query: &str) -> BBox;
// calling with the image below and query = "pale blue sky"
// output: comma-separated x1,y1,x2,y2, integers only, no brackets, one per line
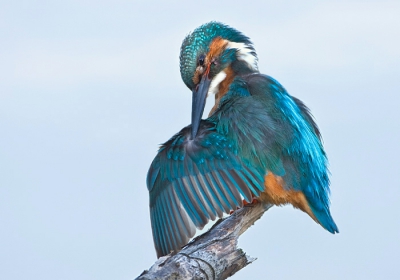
1,1,400,279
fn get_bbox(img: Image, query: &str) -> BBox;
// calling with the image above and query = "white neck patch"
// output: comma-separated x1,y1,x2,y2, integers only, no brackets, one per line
208,70,227,96
226,41,258,71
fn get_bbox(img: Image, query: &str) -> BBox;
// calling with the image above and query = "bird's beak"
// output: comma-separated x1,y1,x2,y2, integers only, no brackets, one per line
191,71,211,139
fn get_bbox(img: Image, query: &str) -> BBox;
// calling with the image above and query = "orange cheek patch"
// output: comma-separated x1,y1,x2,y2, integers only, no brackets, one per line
192,69,201,85
259,172,318,223
206,37,228,63
208,66,235,116
218,67,235,95
192,37,227,87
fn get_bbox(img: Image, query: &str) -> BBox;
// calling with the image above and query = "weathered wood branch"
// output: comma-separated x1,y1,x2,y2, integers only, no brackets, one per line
136,202,272,280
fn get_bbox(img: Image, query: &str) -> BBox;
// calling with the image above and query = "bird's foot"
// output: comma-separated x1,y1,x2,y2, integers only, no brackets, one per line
243,198,259,206
229,198,259,214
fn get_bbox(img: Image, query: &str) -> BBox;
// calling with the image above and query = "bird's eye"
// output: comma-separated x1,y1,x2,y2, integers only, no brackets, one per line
198,55,205,66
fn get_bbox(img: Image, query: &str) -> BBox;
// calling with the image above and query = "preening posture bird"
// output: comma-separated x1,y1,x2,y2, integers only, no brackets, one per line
147,22,338,258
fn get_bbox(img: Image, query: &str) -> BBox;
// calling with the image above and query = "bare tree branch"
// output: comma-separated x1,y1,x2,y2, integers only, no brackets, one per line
136,202,272,280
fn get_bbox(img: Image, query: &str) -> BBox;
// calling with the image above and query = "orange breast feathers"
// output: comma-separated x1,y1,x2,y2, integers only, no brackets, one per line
259,172,318,223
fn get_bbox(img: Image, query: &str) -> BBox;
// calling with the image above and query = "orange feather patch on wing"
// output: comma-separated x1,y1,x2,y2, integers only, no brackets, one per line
259,172,319,223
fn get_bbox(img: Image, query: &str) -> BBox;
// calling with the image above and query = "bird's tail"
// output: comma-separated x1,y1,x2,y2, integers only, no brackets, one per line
309,204,339,234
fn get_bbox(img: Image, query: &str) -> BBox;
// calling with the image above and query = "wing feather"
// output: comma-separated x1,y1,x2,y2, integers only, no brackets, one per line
159,191,176,251
228,169,253,202
161,190,180,250
189,174,217,220
197,174,224,218
205,173,230,213
147,121,265,257
175,178,204,227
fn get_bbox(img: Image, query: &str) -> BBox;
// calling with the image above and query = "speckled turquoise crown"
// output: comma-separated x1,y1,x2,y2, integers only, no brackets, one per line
179,22,255,90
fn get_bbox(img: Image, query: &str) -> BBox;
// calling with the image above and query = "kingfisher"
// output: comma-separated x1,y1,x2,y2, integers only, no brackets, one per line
147,22,338,258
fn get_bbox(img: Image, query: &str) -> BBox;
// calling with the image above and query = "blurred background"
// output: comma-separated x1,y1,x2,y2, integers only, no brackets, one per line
1,1,399,279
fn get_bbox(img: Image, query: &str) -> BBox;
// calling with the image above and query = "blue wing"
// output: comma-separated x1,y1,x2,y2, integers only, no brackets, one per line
147,120,265,257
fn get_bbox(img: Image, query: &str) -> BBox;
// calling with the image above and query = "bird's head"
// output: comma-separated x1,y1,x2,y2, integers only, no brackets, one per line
179,22,258,139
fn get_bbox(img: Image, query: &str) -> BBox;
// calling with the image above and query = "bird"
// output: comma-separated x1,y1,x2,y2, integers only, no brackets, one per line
146,22,338,258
